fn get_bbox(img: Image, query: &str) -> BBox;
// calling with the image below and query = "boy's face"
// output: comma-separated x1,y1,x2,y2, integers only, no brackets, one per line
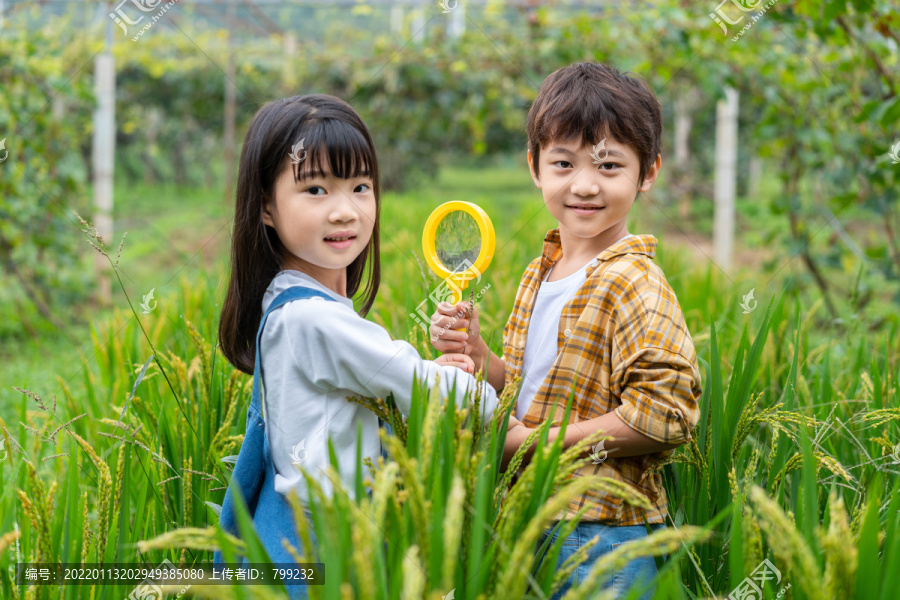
528,137,660,251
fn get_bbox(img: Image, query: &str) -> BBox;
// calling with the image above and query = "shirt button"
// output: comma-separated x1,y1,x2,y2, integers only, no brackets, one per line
564,328,572,337
589,259,599,267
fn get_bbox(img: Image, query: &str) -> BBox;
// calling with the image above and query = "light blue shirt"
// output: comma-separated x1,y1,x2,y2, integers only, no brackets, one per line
260,270,499,502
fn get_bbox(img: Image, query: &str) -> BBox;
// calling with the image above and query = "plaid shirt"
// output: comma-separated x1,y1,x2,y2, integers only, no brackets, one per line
502,228,702,525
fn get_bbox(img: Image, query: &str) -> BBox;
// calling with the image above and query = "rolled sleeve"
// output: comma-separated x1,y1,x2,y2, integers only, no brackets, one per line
613,346,700,445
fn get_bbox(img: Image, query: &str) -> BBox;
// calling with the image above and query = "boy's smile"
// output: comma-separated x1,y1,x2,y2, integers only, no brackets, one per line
528,137,660,262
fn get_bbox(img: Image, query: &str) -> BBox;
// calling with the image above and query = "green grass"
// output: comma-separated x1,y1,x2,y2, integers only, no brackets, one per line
0,180,229,423
2,163,900,599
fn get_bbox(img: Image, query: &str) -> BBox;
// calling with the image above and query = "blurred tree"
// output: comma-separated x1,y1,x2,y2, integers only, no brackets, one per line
1,0,897,335
0,21,94,337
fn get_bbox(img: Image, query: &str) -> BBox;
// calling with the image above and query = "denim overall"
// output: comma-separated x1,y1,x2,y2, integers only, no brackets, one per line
213,285,389,598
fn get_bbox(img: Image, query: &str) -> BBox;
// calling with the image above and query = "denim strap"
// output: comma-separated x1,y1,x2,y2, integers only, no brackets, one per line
251,287,337,415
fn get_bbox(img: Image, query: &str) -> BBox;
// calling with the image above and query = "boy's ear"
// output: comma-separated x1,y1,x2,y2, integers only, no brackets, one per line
526,149,542,189
638,154,662,192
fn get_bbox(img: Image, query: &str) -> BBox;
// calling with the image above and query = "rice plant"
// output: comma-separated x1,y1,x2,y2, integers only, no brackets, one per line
2,209,898,599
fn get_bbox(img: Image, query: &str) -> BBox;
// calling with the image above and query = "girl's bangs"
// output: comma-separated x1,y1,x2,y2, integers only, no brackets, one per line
292,118,375,183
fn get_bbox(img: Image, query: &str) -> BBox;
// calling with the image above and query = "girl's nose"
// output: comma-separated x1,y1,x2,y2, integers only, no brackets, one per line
330,193,360,222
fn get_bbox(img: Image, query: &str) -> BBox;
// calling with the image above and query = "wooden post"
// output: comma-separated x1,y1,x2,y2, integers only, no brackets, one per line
224,0,237,208
448,1,465,38
673,93,693,220
714,86,739,272
145,108,160,186
747,155,762,200
390,4,404,35
92,13,115,307
283,33,297,90
411,0,426,43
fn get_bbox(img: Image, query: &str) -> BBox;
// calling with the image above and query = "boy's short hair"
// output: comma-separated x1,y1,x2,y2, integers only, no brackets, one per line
526,62,662,186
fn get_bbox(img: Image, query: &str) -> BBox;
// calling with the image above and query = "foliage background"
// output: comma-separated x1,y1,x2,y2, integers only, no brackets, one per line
0,0,899,598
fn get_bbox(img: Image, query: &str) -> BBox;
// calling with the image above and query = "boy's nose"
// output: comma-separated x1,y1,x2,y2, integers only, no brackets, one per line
570,171,600,197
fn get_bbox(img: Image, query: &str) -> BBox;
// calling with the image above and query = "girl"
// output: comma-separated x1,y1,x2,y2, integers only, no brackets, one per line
212,95,499,594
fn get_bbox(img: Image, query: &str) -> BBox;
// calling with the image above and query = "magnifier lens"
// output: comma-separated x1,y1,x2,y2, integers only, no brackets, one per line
435,211,481,273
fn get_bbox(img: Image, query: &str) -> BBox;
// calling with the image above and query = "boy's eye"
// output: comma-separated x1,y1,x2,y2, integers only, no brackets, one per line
552,160,573,169
596,162,619,171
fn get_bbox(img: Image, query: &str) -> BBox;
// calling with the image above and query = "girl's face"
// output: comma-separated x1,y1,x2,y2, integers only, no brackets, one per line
263,155,376,296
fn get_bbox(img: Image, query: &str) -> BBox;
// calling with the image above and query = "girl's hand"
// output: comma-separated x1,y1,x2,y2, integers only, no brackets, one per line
429,301,481,357
434,352,476,374
507,415,525,430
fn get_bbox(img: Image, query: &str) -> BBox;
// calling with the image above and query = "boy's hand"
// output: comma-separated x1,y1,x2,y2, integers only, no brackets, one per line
434,352,475,374
430,301,481,358
501,423,534,471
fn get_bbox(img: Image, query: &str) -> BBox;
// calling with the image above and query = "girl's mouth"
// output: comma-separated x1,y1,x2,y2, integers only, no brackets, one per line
324,234,356,249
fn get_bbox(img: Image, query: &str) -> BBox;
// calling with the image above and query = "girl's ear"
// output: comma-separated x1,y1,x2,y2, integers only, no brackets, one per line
262,199,275,227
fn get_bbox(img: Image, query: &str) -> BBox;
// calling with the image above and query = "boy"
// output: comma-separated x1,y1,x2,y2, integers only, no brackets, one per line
430,62,702,600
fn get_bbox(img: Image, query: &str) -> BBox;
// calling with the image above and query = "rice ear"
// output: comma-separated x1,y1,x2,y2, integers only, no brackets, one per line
820,491,857,599
749,485,821,599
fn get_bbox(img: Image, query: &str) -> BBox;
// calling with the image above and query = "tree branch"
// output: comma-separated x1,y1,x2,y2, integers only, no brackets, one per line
836,15,896,99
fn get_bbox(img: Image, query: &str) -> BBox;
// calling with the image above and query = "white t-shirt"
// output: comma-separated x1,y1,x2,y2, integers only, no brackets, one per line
515,235,634,421
259,270,499,503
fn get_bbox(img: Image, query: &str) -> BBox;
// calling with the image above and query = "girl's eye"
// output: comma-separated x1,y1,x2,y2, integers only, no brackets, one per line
306,186,326,195
354,183,371,193
553,161,573,169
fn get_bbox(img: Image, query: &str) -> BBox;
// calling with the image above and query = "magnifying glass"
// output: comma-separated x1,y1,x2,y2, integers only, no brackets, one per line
422,201,495,310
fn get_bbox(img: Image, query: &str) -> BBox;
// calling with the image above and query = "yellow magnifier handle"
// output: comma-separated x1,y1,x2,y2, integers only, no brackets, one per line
422,201,496,334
